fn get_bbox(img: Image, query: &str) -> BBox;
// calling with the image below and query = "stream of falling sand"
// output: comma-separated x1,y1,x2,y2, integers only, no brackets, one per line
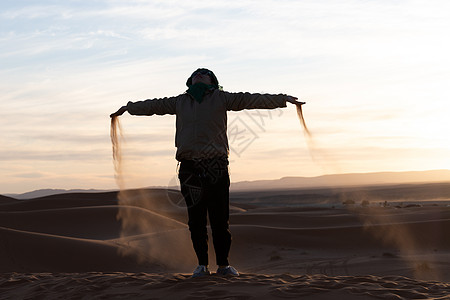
295,103,311,138
110,115,192,270
295,103,328,168
294,104,439,279
110,116,124,189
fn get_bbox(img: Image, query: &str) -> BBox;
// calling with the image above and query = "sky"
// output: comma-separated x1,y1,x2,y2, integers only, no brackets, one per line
1,0,450,194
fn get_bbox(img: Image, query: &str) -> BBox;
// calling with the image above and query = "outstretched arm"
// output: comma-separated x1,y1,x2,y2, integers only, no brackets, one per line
224,91,304,111
225,92,297,111
110,96,178,118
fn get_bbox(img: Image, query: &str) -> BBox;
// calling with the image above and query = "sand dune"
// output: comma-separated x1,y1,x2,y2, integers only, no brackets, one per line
1,272,450,300
0,206,186,240
0,226,164,273
1,187,450,299
0,195,18,205
0,192,118,211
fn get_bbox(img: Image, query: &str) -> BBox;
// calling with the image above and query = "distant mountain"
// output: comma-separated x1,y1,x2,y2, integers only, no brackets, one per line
230,169,450,191
4,169,450,199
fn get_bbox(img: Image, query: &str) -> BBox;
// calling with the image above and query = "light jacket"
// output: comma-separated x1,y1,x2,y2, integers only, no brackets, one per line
127,89,287,161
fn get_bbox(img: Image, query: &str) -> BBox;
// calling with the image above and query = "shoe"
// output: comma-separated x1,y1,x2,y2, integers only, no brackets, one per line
192,265,211,278
216,265,239,276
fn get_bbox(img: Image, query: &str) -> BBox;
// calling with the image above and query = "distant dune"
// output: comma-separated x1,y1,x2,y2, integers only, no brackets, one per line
5,188,112,200
4,169,450,199
0,195,18,204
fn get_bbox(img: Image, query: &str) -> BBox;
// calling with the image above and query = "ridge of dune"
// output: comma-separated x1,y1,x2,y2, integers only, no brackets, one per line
28,191,120,201
0,189,177,211
0,195,19,205
3,189,113,200
0,195,118,212
0,226,163,273
0,205,187,240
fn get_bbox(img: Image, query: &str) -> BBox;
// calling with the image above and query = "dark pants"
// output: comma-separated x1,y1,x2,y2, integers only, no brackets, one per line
178,158,231,266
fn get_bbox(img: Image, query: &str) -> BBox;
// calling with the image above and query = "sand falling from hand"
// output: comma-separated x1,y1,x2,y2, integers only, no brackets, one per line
296,104,311,138
110,116,193,272
295,103,340,175
110,116,124,190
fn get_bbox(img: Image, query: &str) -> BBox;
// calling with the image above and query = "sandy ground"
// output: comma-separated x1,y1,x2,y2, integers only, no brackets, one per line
1,187,450,299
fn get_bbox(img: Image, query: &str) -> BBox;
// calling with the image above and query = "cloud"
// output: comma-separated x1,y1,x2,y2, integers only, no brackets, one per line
13,172,47,179
0,4,72,20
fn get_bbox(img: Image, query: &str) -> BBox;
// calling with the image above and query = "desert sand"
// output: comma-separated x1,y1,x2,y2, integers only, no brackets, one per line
1,185,450,299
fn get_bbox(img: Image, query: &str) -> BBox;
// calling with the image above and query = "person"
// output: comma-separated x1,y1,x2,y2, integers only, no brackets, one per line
110,68,302,278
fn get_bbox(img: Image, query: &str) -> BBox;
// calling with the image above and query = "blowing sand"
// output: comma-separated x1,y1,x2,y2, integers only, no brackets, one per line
1,187,450,299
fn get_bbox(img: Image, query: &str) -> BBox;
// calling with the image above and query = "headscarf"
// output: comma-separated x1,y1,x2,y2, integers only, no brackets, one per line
185,68,220,103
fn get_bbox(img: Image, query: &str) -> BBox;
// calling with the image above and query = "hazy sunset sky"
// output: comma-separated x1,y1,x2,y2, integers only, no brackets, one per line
1,0,449,194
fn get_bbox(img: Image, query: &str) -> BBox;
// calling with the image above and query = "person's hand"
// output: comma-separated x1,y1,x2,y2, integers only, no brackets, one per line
110,106,127,118
286,96,305,106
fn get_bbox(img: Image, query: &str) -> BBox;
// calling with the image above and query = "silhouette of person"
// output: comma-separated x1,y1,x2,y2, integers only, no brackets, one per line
111,68,302,277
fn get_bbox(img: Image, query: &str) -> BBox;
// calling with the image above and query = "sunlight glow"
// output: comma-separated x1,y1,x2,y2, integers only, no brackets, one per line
1,0,450,193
